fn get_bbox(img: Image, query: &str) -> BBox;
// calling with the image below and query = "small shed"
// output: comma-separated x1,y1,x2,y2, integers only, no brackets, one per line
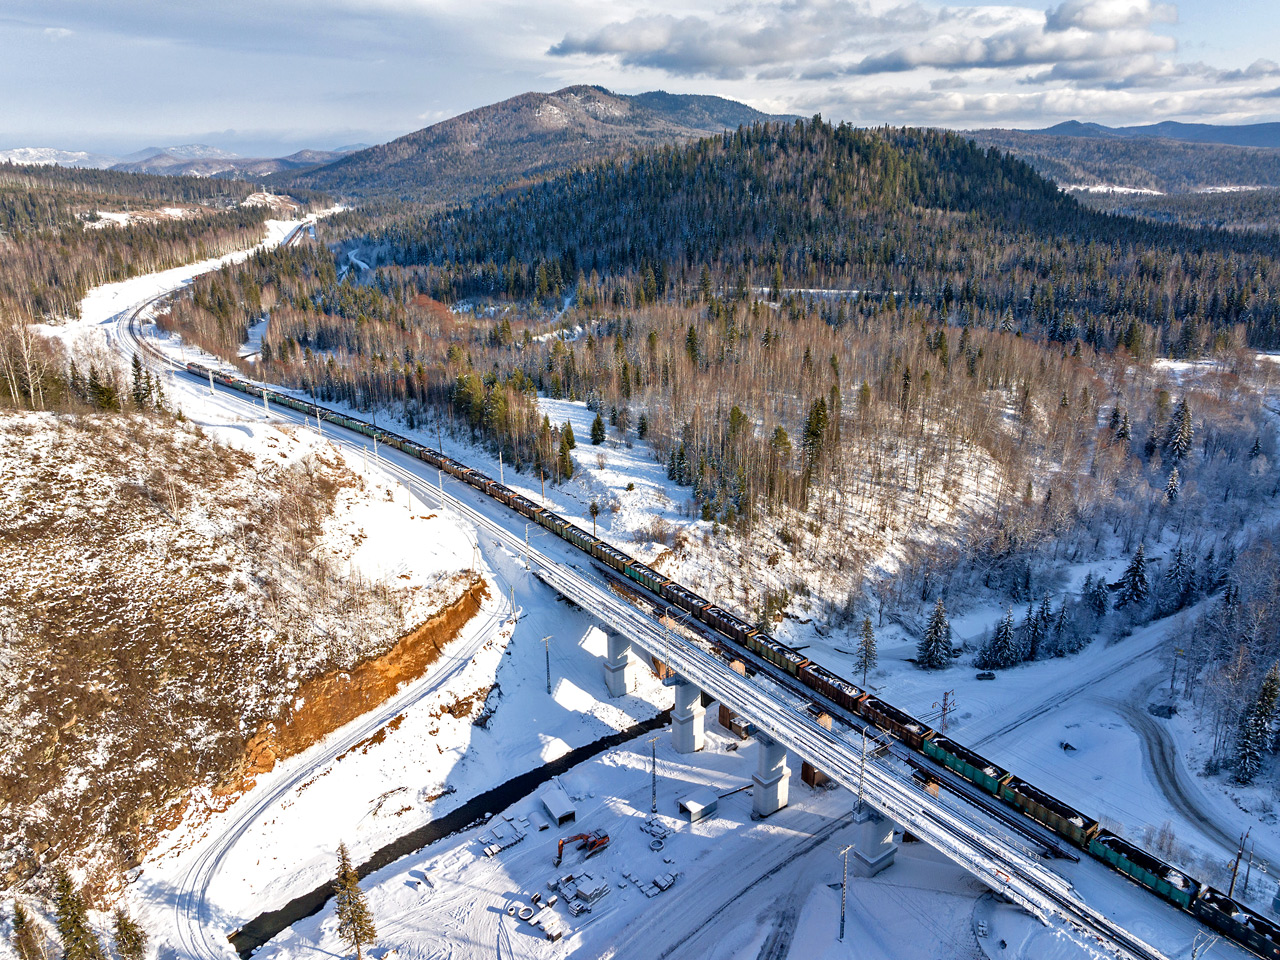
540,783,576,826
678,788,719,823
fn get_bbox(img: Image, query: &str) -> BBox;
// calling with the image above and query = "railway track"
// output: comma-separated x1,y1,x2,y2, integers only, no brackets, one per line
118,229,1178,958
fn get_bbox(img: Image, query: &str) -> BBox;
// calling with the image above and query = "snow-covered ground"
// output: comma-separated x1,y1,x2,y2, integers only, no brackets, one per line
16,216,1280,960
256,725,1001,960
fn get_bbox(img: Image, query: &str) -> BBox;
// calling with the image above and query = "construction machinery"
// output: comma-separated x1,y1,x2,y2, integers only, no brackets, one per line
554,831,610,867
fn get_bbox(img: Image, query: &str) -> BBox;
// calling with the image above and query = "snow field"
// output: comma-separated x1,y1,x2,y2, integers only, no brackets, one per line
253,725,997,960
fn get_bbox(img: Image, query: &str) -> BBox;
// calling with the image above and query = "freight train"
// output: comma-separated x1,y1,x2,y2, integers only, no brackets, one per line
189,360,1280,959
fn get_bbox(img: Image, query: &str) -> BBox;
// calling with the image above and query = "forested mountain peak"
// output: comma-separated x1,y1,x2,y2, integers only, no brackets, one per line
272,85,792,204
392,120,1088,280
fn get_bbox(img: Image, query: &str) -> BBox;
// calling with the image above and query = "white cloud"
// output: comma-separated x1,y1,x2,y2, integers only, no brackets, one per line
1045,0,1176,32
43,27,72,40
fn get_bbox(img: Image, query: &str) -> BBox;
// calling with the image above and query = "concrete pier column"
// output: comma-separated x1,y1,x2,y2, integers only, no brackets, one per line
671,678,705,753
800,712,833,788
717,661,751,739
752,733,790,817
603,632,638,697
849,802,897,877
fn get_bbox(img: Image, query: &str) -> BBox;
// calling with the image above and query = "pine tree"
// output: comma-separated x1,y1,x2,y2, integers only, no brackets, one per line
1161,545,1193,614
637,413,648,439
562,420,576,449
557,433,574,480
333,842,376,960
1114,412,1131,446
1234,663,1280,785
1165,467,1180,504
1165,398,1194,463
1028,593,1052,660
590,411,605,445
802,397,828,466
1250,437,1262,460
130,354,146,408
11,902,44,960
856,616,878,687
53,868,104,960
1115,545,1149,610
978,608,1019,669
917,598,952,670
112,910,147,960
589,500,600,538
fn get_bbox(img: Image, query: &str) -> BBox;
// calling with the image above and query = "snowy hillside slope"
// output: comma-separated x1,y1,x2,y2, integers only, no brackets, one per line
0,410,476,899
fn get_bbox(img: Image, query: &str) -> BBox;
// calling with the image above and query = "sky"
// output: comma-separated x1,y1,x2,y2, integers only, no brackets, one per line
3,0,1279,157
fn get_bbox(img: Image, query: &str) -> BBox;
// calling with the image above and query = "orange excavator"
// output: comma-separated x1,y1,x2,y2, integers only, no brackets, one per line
554,830,610,867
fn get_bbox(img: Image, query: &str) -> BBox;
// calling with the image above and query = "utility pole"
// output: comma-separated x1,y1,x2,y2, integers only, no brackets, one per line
436,420,442,454
540,467,546,504
648,736,659,813
857,727,868,812
262,389,269,417
499,447,504,483
837,844,853,942
1244,842,1257,897
543,635,553,695
1191,932,1219,959
932,690,955,735
1230,828,1252,897
208,369,215,394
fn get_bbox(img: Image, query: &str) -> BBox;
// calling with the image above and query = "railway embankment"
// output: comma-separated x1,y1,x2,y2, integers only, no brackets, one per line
223,577,490,792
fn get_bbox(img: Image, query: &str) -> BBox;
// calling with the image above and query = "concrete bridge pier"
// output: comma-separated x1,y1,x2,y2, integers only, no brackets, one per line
603,631,638,697
752,733,790,817
848,802,897,877
670,676,706,753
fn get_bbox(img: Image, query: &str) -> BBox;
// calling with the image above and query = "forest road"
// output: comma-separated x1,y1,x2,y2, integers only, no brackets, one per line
1099,676,1279,871
970,640,1161,748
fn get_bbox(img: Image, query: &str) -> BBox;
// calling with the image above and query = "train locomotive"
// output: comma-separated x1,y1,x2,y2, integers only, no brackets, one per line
187,360,1280,959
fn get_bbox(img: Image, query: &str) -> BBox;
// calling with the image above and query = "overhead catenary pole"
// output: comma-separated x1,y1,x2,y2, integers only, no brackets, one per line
648,736,659,813
1228,834,1249,901
543,635,553,695
838,844,853,941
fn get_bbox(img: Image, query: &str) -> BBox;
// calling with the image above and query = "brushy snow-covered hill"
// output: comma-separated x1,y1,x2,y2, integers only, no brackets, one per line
0,410,473,898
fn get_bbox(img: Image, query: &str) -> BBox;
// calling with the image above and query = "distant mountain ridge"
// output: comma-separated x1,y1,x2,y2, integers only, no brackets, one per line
968,123,1280,195
271,85,796,204
1024,120,1280,150
0,143,362,178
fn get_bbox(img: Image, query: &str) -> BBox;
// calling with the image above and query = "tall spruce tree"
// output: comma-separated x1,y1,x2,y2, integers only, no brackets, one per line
1165,397,1194,464
590,411,605,445
917,598,952,670
856,616,878,687
1165,467,1180,504
1234,663,1280,785
1115,545,1150,610
978,608,1019,669
112,910,147,960
11,902,44,960
333,842,376,960
130,354,146,408
562,420,575,449
53,868,104,960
